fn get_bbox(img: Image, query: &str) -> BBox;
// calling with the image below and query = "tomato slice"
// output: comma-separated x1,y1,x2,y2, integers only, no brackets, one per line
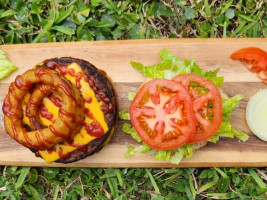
172,74,222,143
230,47,267,73
129,79,196,150
258,69,267,84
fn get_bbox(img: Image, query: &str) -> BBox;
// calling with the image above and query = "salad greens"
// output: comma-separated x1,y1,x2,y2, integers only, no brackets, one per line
131,48,224,86
0,50,17,80
120,49,249,165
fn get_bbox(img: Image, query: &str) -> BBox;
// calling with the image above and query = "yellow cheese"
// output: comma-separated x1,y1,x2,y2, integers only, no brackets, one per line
22,63,108,163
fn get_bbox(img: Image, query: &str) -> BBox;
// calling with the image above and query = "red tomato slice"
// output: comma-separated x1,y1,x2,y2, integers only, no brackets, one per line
230,47,267,72
258,70,267,84
172,74,222,143
129,79,196,150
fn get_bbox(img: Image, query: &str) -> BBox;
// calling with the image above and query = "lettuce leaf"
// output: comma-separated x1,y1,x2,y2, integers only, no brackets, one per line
122,123,142,143
170,144,193,164
0,50,17,80
131,49,224,86
119,110,130,120
155,150,171,161
128,92,136,100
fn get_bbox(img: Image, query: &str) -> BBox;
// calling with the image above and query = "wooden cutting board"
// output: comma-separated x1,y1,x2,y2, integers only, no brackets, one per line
0,38,267,167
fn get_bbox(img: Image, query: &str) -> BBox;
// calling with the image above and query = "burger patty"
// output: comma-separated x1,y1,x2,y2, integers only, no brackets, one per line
29,57,118,163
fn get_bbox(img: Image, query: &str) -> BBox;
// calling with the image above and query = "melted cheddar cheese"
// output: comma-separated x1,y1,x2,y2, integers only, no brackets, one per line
22,63,108,163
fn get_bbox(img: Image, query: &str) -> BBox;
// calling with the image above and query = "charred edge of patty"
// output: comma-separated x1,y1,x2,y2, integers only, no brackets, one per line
29,57,118,163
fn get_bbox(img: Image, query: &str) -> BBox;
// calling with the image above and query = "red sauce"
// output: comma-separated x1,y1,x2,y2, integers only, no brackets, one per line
59,109,76,123
58,110,72,130
108,102,114,111
9,83,20,102
15,75,31,91
59,67,84,90
56,84,75,101
75,72,84,89
83,74,90,82
66,137,86,149
85,108,94,119
35,132,47,150
12,124,21,144
29,96,40,106
35,151,41,157
36,68,54,83
49,125,68,139
45,60,59,69
38,129,54,144
3,96,18,119
84,120,104,138
79,146,88,152
36,84,50,95
88,79,95,88
92,86,98,93
100,105,109,114
22,127,38,148
40,104,55,123
47,146,57,154
85,97,92,104
49,95,62,107
99,69,107,76
58,147,71,159
98,91,106,101
58,65,68,75
25,106,33,118
68,141,85,148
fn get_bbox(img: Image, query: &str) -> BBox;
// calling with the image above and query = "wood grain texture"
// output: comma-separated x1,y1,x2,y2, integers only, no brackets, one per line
0,38,267,167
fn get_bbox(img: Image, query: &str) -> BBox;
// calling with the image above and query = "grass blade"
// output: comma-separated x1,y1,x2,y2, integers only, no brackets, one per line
214,168,229,179
51,26,75,35
53,184,59,200
220,0,233,14
32,20,53,43
248,168,267,189
223,21,227,38
204,0,211,21
29,185,42,200
145,169,160,194
0,10,17,19
238,14,254,22
55,5,74,24
15,167,30,189
198,180,217,193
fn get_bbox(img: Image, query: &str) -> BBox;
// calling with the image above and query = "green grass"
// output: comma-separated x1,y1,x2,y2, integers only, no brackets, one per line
0,0,267,199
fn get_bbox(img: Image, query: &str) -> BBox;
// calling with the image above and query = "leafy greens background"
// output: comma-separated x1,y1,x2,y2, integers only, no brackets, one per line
0,0,267,199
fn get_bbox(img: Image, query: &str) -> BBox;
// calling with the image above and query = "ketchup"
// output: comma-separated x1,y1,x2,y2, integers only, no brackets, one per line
66,138,85,148
39,104,55,123
49,125,68,139
9,83,20,102
49,95,62,107
35,132,47,150
58,148,71,159
85,120,104,138
85,108,94,119
85,97,92,103
47,146,57,154
15,75,32,91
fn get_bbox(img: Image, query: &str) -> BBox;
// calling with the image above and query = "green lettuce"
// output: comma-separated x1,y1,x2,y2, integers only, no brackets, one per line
127,92,136,100
170,144,194,164
119,110,130,120
131,49,224,86
121,49,249,165
122,123,142,143
0,50,17,80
